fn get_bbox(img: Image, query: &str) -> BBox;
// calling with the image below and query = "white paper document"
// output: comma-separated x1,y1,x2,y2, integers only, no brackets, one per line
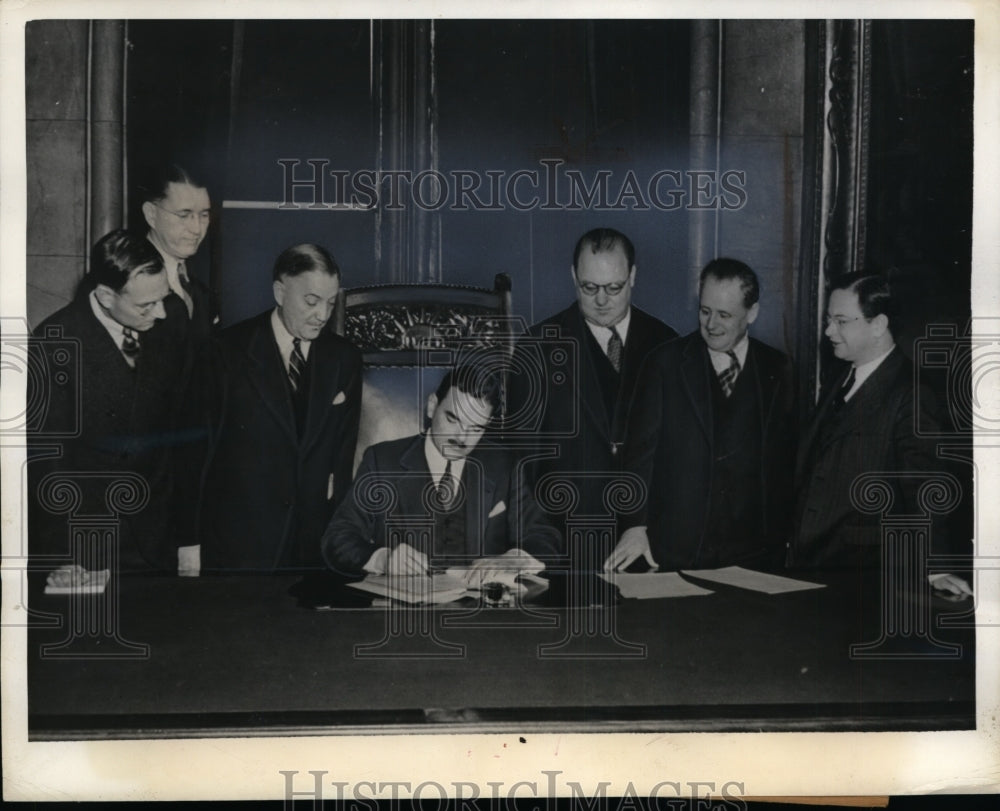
347,573,470,604
680,566,826,594
599,571,715,599
43,568,111,595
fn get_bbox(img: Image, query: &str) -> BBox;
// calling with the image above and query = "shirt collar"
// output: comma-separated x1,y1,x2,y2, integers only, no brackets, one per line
707,332,750,373
423,432,466,487
583,308,631,353
147,232,187,286
270,308,311,367
844,345,896,401
88,289,127,350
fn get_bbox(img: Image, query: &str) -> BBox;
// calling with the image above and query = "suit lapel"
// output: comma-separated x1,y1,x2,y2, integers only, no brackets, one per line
680,336,713,443
566,307,611,434
821,349,902,447
611,308,649,438
801,350,903,465
461,449,499,557
300,334,340,455
245,317,298,447
746,342,777,439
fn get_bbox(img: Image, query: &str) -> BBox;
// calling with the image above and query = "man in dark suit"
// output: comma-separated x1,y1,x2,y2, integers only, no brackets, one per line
29,230,182,574
323,365,561,578
507,228,676,567
608,258,795,572
138,162,219,571
786,273,970,596
199,243,362,572
139,162,217,340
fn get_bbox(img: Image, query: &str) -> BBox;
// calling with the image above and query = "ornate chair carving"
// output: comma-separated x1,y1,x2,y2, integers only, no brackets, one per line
331,273,515,470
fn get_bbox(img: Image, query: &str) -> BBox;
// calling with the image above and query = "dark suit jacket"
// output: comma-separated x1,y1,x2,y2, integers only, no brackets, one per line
322,435,562,576
622,331,796,570
161,275,219,546
199,310,362,572
788,346,950,568
28,294,185,571
507,304,676,526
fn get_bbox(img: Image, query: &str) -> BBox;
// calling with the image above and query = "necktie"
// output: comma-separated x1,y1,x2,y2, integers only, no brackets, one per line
606,326,623,373
175,262,195,318
718,350,740,397
121,327,141,365
288,338,306,395
833,367,857,412
436,460,457,511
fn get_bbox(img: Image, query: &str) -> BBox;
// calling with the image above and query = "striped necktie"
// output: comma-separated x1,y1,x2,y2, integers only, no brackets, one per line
718,350,740,397
288,338,306,395
121,327,141,365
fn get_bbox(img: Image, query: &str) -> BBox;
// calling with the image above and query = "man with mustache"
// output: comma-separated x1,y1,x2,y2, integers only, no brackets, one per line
199,243,362,572
322,364,561,578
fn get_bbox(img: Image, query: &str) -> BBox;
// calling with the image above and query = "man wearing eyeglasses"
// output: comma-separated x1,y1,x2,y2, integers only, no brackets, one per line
29,230,183,574
139,163,217,340
137,162,218,574
786,272,970,596
607,258,795,573
507,228,676,569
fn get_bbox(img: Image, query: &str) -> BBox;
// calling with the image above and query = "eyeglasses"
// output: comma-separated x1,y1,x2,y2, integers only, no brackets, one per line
823,315,861,329
577,281,628,297
152,201,211,226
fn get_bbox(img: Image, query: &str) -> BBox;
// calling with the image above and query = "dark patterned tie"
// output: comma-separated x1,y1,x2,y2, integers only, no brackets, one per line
288,338,306,395
833,367,857,413
121,327,141,364
606,326,623,373
437,460,457,511
176,262,195,318
717,350,740,397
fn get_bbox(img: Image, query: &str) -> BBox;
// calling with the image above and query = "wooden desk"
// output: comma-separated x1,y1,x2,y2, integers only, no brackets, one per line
27,571,975,738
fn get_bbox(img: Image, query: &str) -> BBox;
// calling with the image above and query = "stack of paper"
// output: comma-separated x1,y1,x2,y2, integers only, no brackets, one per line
680,566,825,594
348,573,470,604
598,571,714,599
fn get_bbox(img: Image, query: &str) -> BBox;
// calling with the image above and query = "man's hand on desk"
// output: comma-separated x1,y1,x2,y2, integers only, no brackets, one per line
604,526,659,572
178,545,200,577
453,549,545,588
929,572,973,597
386,543,430,576
46,564,89,588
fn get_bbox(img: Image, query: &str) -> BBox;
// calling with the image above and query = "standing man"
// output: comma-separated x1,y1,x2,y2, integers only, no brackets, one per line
607,258,795,572
323,365,561,577
29,230,182,573
787,273,970,595
507,228,676,566
138,162,218,570
139,162,218,340
199,243,362,572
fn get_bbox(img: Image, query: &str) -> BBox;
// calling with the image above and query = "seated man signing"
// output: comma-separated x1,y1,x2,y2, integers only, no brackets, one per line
321,365,562,580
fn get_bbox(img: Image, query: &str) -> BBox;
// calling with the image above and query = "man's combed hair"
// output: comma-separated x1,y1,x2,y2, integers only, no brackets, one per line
272,243,341,282
434,363,503,416
829,271,896,332
700,258,760,309
137,162,208,205
572,227,636,271
82,229,164,294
